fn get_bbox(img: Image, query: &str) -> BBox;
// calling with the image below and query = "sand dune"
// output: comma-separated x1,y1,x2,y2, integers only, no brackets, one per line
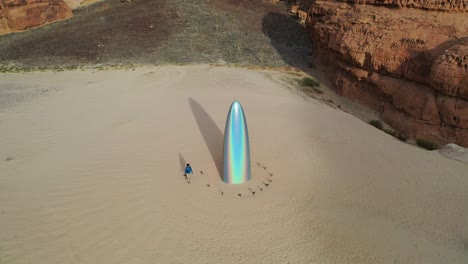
0,66,467,263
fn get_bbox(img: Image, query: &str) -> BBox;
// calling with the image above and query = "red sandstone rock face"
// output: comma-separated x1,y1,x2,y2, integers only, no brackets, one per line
307,1,468,146
430,42,468,99
0,5,12,35
437,95,468,128
338,0,468,12
0,0,72,35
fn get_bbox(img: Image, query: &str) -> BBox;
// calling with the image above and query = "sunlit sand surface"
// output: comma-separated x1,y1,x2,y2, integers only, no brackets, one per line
1,65,467,263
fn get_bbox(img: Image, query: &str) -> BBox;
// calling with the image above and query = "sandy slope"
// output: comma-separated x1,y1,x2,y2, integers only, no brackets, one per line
0,66,467,264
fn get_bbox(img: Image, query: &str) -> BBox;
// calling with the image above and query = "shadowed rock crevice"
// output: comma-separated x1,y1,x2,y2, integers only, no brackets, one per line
262,11,311,68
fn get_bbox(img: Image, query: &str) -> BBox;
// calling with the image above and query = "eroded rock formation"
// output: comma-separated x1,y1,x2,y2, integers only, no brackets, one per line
0,4,11,35
306,0,468,146
339,0,467,12
0,0,72,35
63,0,83,9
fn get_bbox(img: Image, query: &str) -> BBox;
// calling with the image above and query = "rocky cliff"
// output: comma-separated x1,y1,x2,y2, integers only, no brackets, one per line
306,0,468,146
0,0,72,35
339,0,467,12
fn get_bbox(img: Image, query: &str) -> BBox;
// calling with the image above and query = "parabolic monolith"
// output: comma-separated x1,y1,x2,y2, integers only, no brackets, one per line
223,101,251,184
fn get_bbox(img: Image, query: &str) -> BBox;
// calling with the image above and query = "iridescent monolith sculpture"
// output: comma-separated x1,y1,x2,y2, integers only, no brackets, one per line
223,101,251,184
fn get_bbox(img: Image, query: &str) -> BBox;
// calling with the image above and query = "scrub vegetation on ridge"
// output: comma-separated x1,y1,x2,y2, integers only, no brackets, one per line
0,0,310,70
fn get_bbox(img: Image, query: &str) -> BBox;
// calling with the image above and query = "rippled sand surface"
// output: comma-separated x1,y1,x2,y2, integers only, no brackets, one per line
1,66,467,264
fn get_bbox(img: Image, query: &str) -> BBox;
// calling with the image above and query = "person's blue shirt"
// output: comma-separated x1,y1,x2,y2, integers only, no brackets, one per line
185,166,193,174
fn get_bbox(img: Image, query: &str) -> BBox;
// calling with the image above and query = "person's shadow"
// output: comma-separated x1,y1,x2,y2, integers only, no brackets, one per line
178,153,190,182
178,153,186,173
188,98,224,180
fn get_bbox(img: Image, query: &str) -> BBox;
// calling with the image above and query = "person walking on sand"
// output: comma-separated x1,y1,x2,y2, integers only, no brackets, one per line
184,163,193,183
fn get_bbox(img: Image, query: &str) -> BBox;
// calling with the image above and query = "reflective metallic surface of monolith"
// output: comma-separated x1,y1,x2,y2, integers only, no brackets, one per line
223,101,251,184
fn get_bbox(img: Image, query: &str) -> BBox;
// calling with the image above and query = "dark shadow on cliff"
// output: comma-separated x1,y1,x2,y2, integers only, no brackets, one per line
262,12,312,69
399,37,468,85
261,12,335,93
188,98,223,180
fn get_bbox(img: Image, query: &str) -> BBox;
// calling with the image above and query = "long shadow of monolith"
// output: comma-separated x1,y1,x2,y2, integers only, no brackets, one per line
188,98,223,180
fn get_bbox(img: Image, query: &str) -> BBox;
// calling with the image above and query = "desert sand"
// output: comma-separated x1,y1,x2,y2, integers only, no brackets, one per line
0,65,467,264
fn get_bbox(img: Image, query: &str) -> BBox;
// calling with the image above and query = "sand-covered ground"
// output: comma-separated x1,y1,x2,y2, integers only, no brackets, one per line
0,66,467,264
